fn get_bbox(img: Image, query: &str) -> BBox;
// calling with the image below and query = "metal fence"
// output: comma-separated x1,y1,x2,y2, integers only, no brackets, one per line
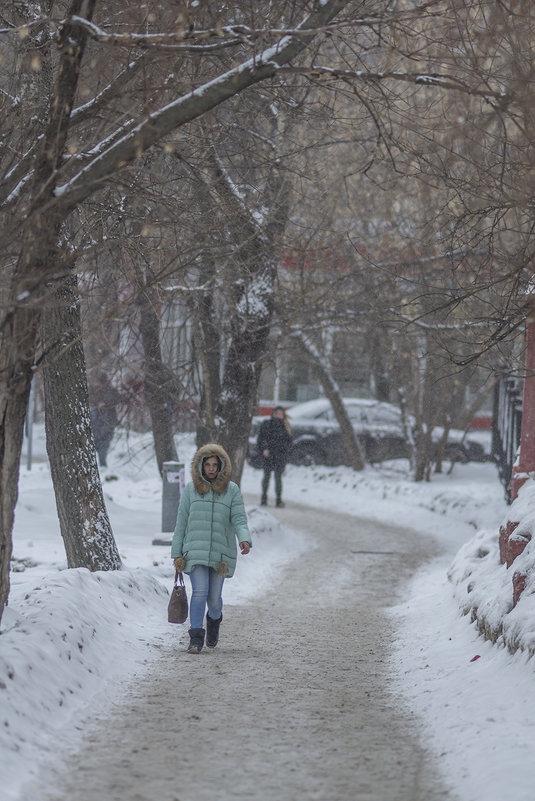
492,376,523,502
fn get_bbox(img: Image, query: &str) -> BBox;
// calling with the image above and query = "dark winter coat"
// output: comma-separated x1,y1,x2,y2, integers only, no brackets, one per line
90,385,121,446
257,417,292,472
171,443,252,578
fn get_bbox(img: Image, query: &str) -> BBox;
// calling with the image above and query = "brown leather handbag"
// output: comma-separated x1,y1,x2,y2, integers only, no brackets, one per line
167,571,188,624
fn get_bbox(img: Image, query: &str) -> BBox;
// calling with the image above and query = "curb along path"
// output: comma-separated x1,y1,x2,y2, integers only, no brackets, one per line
41,501,456,801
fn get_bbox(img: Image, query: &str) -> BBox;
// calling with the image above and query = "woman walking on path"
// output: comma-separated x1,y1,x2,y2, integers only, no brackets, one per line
171,443,252,654
257,406,293,507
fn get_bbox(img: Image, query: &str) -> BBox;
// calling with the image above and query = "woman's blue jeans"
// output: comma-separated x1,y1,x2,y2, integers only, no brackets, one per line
189,565,225,629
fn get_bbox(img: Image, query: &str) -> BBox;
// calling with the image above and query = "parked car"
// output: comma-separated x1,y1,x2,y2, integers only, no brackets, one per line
249,397,407,467
432,426,488,464
247,397,486,467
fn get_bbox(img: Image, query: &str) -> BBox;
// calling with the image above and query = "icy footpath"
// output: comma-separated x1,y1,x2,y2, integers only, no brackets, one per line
36,503,452,801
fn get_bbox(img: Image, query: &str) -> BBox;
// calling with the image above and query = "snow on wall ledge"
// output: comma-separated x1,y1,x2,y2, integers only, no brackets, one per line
448,480,535,658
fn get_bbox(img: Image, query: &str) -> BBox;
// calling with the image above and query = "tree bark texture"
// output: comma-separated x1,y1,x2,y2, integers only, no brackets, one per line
216,334,268,484
136,286,179,475
0,301,40,619
42,274,121,570
190,254,222,447
0,215,69,617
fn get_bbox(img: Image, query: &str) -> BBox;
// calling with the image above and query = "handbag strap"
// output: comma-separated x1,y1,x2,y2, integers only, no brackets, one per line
174,569,185,587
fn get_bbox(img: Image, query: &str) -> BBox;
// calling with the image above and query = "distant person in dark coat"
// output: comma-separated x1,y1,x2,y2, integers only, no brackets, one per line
89,373,121,468
257,406,292,507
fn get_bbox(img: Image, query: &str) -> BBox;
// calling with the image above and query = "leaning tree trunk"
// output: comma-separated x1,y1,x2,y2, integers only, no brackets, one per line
294,333,365,471
137,284,179,475
42,274,122,570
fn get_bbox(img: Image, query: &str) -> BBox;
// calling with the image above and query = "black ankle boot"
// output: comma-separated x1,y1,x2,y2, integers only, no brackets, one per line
187,627,205,654
206,614,223,648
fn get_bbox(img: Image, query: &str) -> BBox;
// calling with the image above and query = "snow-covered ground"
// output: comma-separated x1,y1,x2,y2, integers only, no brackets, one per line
2,424,535,801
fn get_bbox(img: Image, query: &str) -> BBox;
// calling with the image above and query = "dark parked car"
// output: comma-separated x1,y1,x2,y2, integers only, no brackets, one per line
248,397,486,467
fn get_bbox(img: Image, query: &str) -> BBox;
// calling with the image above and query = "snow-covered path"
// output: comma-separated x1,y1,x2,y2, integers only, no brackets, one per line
39,502,456,801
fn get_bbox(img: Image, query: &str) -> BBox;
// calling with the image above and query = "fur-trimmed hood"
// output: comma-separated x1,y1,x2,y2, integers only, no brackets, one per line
191,443,232,495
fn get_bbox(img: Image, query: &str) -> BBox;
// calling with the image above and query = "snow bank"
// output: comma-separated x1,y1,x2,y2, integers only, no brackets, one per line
0,568,168,801
448,479,535,657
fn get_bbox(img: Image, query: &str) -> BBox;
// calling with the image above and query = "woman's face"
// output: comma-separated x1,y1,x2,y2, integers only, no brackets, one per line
203,456,220,480
273,409,284,420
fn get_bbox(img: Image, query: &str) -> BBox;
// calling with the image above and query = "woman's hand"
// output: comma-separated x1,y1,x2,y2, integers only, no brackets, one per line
173,556,186,572
263,449,269,457
239,542,251,555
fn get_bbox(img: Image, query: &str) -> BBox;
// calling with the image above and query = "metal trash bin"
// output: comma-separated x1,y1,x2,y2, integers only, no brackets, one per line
161,461,185,533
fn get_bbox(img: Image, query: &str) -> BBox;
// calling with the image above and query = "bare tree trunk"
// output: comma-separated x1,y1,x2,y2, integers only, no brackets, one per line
0,301,40,617
294,334,365,471
413,429,434,482
136,285,179,475
370,336,393,402
42,274,121,570
191,256,222,447
433,424,451,474
216,334,267,482
394,338,437,482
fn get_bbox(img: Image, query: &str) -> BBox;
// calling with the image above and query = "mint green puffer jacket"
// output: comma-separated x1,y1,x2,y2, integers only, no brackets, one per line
171,443,252,578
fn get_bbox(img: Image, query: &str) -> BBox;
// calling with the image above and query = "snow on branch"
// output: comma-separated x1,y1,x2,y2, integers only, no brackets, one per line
161,281,212,293
67,16,246,51
290,328,325,363
279,66,510,105
66,13,444,49
64,16,367,52
70,58,146,124
51,0,350,210
0,0,443,41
